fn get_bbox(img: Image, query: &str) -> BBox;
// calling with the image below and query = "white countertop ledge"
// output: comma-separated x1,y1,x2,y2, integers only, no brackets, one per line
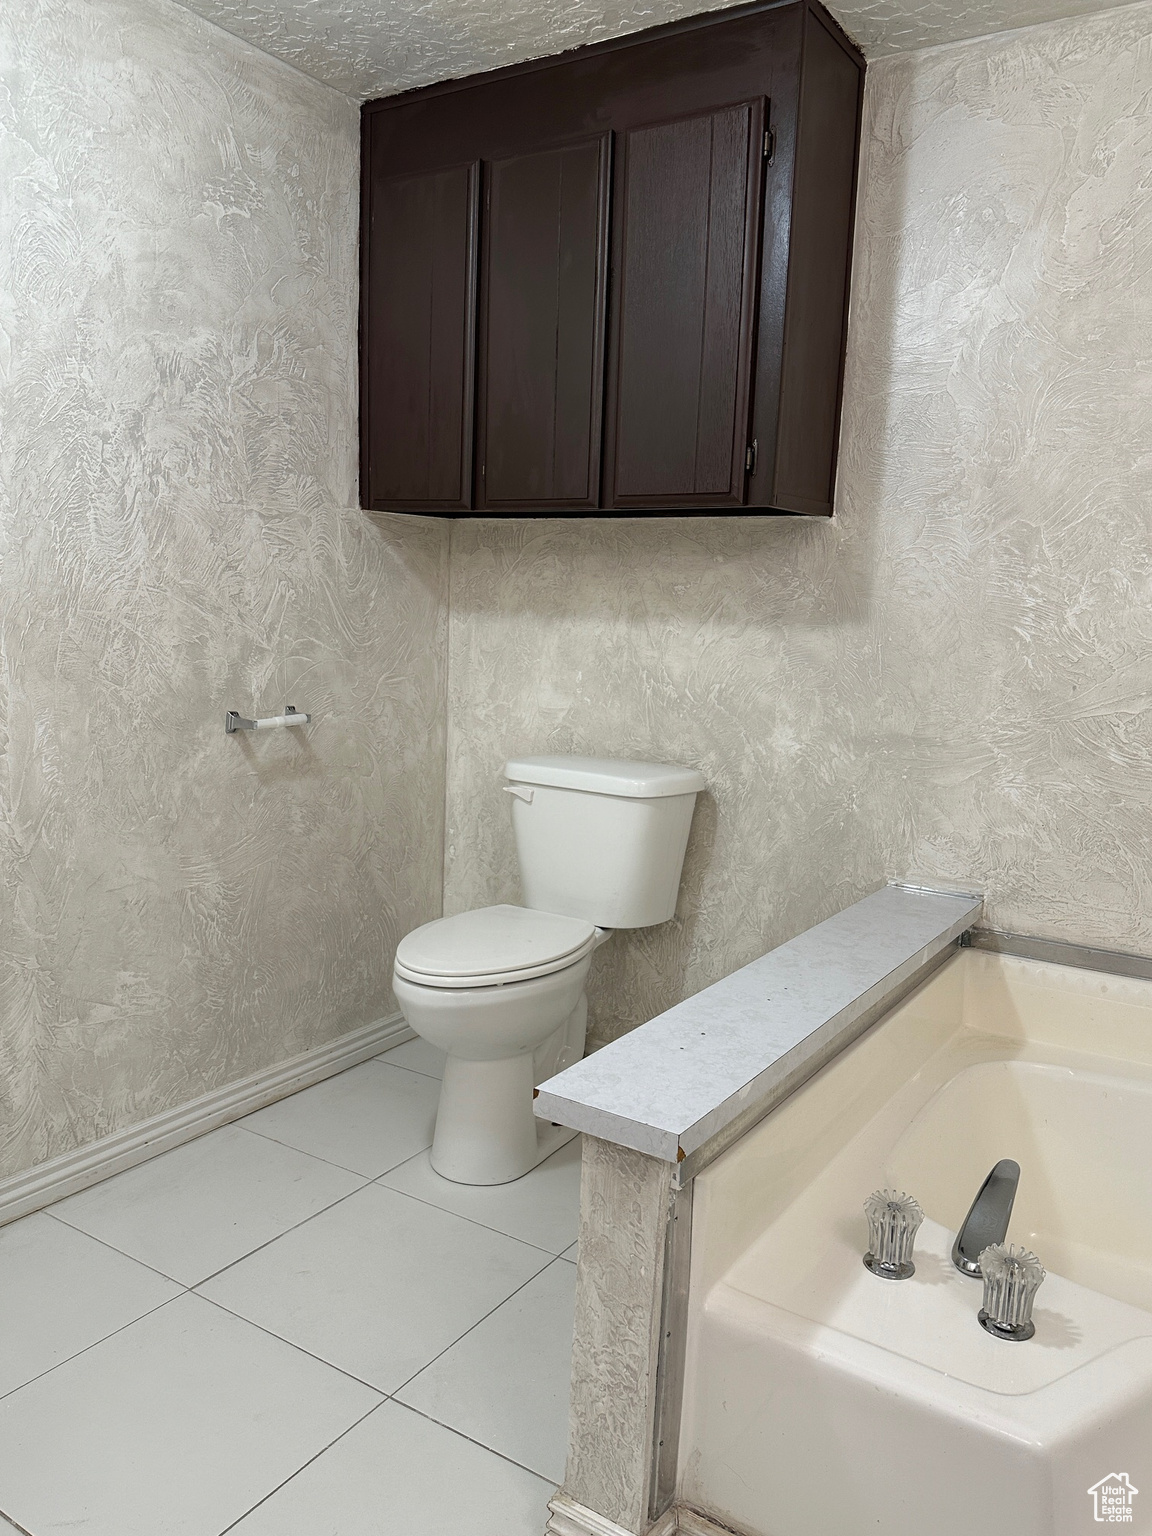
534,883,983,1165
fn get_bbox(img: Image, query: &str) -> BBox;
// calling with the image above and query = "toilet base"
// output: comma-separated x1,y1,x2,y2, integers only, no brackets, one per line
430,1052,577,1185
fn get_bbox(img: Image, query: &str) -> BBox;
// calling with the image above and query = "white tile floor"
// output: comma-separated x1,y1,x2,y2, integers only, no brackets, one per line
0,1040,581,1536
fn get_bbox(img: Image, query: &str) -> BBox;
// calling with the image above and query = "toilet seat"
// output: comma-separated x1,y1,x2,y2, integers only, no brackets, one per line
394,904,598,990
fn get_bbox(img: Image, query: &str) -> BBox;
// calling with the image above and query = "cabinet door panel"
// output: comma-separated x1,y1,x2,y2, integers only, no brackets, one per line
478,136,610,509
362,162,479,509
605,100,764,508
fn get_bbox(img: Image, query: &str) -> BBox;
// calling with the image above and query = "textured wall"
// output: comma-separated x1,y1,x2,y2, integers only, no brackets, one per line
560,1138,674,1533
0,0,448,1180
446,0,1152,1045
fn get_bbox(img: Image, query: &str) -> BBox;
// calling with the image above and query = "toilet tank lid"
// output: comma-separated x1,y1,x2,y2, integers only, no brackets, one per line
504,755,705,799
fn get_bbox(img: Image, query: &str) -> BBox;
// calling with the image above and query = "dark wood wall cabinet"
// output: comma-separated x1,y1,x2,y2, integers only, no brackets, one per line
360,0,864,518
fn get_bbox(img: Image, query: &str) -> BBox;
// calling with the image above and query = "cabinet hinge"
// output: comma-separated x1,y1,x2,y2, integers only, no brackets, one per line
745,439,758,475
764,128,775,165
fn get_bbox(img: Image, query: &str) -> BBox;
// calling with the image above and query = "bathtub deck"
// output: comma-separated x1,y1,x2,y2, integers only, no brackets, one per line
534,882,983,1165
680,948,1152,1536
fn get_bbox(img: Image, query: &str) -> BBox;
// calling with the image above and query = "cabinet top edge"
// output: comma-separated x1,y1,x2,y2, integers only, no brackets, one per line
361,0,861,118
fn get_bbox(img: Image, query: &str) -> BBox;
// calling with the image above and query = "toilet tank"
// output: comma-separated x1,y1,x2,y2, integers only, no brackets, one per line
504,756,705,929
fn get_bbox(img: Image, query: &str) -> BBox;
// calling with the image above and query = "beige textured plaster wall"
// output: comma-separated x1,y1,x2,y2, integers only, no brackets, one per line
0,0,448,1180
445,0,1152,1046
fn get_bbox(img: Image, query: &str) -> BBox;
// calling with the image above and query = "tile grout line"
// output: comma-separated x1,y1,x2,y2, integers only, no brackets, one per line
189,1130,569,1268
213,1398,388,1535
41,1207,195,1286
392,1396,563,1489
191,1291,391,1397
231,1120,386,1178
388,1254,569,1403
372,1049,444,1081
364,1056,445,1084
2,1228,571,1520
47,1172,375,1290
8,1058,575,1513
0,1241,569,1474
184,1167,562,1294
44,1134,567,1306
228,1047,445,1174
373,1141,579,1257
45,1046,565,1279
195,1248,566,1424
0,1292,186,1406
370,1177,570,1260
215,1397,559,1535
186,1176,384,1288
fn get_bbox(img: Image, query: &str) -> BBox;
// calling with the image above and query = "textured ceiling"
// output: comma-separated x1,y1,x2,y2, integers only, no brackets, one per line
173,0,1145,99
173,0,745,100
835,0,1137,54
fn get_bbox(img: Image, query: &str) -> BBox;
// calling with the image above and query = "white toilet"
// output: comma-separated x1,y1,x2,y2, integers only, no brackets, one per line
392,755,704,1185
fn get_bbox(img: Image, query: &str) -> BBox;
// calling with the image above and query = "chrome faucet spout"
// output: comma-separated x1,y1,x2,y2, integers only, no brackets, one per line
952,1159,1020,1278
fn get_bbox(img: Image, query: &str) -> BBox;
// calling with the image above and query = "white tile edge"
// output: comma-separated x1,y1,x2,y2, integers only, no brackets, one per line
0,1014,412,1229
534,887,982,1164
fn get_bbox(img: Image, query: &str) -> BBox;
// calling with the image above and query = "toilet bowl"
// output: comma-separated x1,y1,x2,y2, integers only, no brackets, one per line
393,905,599,1184
393,755,705,1185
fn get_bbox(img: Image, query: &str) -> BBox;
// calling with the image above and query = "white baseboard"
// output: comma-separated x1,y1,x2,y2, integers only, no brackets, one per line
0,1013,413,1228
546,1496,737,1536
676,1510,741,1536
546,1496,677,1536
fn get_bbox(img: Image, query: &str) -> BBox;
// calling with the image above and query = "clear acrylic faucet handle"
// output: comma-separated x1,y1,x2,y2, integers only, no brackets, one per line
978,1243,1045,1340
863,1188,924,1280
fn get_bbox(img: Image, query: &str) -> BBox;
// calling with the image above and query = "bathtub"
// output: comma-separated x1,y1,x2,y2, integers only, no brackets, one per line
679,948,1152,1536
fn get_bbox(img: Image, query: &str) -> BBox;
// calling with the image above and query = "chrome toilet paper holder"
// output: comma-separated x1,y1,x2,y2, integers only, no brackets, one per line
225,704,312,734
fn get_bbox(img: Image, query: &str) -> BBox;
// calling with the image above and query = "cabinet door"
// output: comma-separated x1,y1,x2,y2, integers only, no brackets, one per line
477,136,611,510
361,162,479,510
603,100,765,508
